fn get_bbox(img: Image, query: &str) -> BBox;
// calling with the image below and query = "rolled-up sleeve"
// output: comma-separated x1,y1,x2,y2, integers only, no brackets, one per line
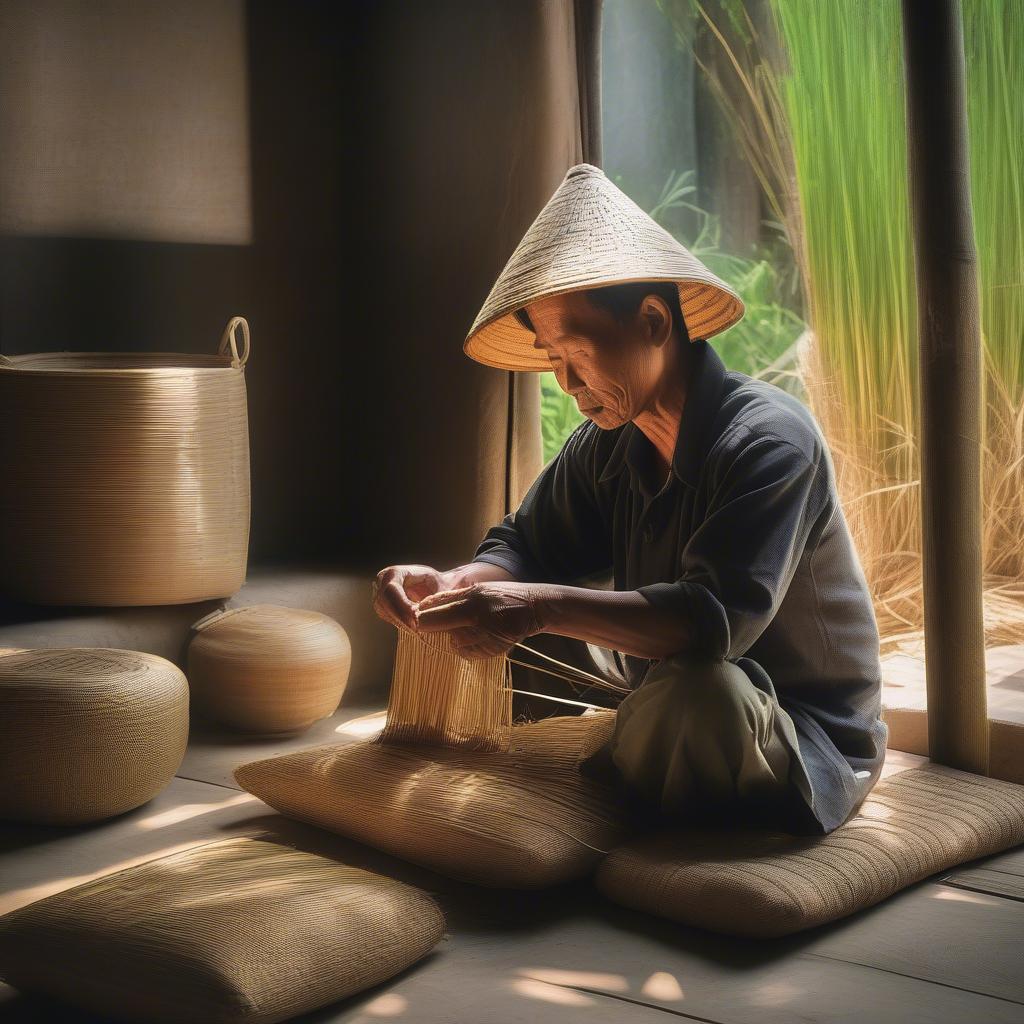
472,422,613,584
636,434,830,661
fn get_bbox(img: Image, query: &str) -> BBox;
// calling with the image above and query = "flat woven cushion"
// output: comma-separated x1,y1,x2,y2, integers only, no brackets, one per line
0,837,445,1023
235,711,629,888
595,763,1024,937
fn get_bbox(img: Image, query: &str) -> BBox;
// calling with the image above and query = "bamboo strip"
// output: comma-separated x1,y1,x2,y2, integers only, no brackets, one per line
377,626,513,752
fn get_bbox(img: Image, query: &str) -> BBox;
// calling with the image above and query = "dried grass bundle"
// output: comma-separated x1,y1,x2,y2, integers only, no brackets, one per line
378,624,513,752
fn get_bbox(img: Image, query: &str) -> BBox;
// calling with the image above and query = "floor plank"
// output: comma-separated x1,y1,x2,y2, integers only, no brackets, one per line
799,875,1024,1004
939,867,1024,902
179,704,386,791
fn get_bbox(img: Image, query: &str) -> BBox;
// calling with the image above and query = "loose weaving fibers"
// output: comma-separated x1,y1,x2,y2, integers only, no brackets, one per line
595,762,1024,937
0,836,446,1024
378,624,512,751
0,317,251,606
0,647,188,825
187,604,352,734
236,711,631,888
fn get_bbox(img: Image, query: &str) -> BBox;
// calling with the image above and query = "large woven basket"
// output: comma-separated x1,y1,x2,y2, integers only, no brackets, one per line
0,318,251,606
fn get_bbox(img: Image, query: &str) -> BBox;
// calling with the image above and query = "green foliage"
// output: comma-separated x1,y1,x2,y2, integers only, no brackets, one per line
540,371,585,464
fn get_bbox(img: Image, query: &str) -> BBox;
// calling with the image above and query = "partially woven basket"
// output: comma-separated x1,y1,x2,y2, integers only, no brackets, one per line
187,604,352,734
0,647,189,824
0,317,251,606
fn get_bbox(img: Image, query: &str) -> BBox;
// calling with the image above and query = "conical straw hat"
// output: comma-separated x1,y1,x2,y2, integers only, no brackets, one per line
465,163,745,372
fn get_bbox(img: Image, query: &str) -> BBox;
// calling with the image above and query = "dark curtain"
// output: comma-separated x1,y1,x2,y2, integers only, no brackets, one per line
0,0,604,573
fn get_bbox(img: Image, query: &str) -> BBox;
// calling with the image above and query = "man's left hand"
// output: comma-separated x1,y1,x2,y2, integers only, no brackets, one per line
414,582,549,660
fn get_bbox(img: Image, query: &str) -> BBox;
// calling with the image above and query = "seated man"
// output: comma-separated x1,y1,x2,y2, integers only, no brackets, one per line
372,164,887,837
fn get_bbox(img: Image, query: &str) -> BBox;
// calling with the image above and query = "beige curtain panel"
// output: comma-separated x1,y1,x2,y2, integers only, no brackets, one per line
0,647,188,825
0,317,251,606
0,837,446,1024
187,604,351,735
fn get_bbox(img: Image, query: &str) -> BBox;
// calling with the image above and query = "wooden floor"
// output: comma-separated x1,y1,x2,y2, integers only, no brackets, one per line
1,705,1023,1024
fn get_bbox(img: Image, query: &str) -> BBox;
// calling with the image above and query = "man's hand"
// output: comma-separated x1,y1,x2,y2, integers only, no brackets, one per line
414,582,550,660
372,561,520,632
372,564,453,631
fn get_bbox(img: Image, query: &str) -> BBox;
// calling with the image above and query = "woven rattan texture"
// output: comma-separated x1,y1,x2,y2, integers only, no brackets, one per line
0,836,445,1024
236,711,629,888
0,329,250,606
187,604,352,734
595,762,1024,937
0,647,188,824
378,624,512,751
464,163,745,372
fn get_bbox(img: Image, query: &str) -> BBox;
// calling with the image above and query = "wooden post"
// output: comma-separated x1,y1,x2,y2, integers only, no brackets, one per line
900,0,988,773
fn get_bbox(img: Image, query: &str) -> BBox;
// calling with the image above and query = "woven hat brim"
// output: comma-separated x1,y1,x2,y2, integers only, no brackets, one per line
464,277,744,372
462,163,745,373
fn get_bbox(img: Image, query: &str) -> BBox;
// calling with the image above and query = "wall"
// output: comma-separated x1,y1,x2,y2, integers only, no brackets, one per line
0,0,574,576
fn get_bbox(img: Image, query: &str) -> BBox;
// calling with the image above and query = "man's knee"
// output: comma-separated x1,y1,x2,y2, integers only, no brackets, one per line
640,654,760,738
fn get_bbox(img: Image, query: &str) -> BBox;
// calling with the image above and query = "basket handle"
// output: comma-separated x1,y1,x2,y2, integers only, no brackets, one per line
218,316,250,368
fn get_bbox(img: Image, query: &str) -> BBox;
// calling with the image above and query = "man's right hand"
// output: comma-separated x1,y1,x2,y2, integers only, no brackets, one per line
372,565,452,631
372,561,519,631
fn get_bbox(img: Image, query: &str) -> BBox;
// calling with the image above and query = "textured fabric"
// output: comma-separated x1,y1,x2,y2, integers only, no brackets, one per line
0,647,188,824
187,604,351,734
595,763,1024,937
235,712,629,888
579,653,817,833
0,837,445,1023
473,339,886,834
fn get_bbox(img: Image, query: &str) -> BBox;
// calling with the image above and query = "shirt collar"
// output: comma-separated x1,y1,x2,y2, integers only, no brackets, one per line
597,339,728,491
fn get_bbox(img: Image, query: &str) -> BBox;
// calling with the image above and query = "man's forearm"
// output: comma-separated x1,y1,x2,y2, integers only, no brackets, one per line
531,584,694,660
445,561,518,588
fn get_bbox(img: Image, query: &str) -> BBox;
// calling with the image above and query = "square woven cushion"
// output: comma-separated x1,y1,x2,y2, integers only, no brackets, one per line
235,711,629,888
0,836,445,1023
595,762,1024,937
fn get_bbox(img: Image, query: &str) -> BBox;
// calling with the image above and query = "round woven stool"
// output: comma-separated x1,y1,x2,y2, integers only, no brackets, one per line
186,604,352,734
0,648,189,825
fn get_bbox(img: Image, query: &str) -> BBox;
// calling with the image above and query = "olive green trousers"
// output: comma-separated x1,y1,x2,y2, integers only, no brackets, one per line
512,634,814,831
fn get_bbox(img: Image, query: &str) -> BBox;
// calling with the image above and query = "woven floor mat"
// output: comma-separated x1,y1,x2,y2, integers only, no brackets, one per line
595,762,1024,937
236,711,631,889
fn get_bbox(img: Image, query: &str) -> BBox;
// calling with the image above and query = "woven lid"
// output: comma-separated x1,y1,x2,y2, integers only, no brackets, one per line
464,163,745,372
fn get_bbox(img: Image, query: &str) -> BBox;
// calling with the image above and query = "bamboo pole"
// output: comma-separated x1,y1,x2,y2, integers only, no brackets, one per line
900,0,988,773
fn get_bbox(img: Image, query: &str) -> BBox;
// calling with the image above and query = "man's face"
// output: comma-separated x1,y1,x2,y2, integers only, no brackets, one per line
526,290,676,428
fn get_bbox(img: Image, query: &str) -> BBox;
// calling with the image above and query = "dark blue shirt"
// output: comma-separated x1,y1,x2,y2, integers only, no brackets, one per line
472,339,888,834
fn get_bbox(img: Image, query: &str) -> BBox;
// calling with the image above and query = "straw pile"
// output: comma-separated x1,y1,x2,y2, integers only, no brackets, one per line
236,711,629,888
378,624,512,752
0,647,188,824
187,604,352,735
0,317,251,606
0,836,446,1024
